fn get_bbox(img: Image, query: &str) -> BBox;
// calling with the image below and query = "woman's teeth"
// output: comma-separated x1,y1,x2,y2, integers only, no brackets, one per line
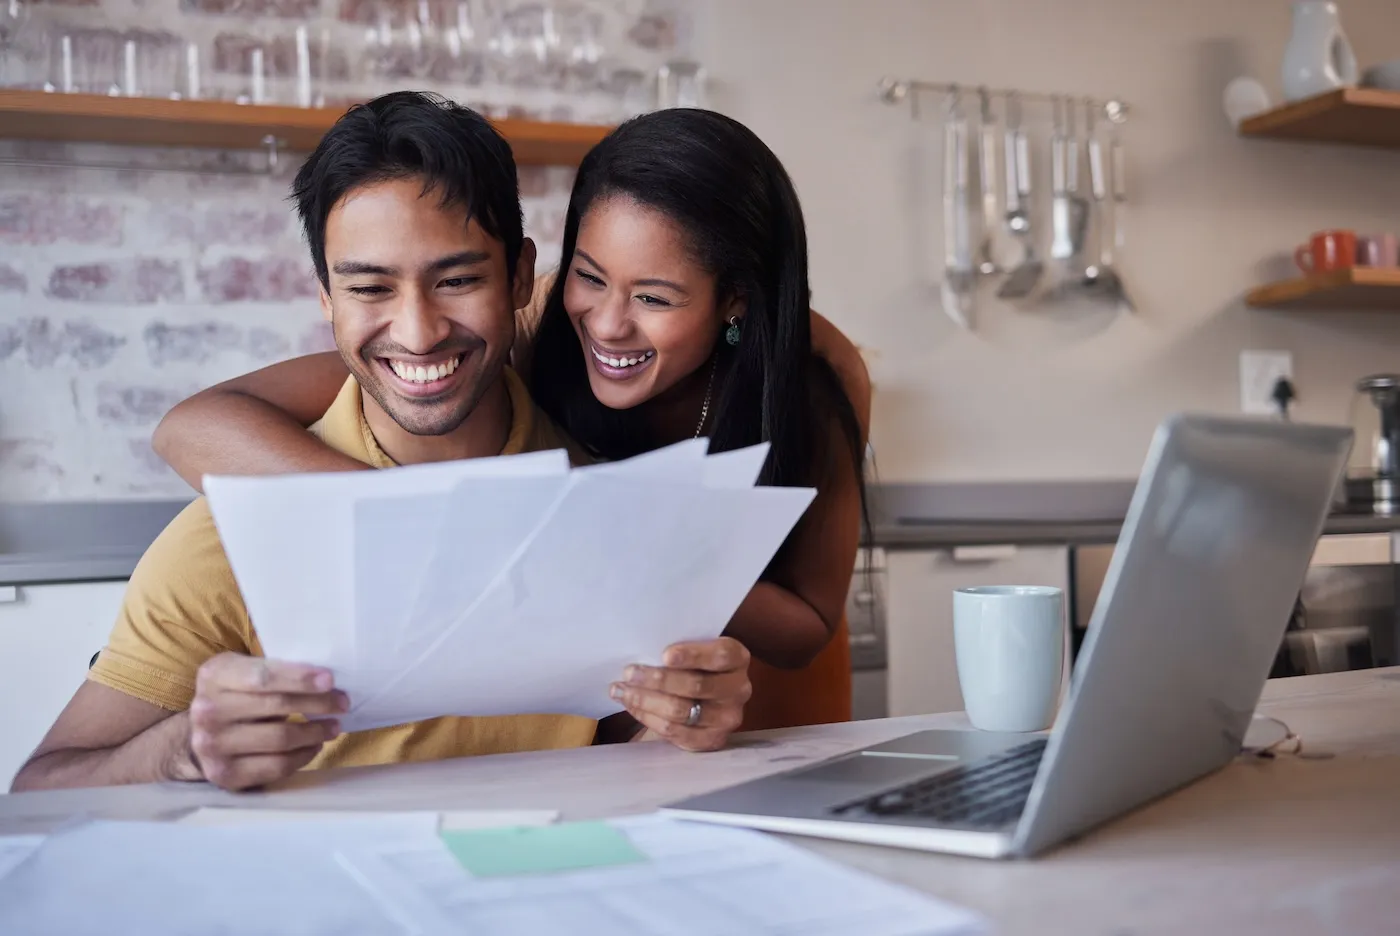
592,347,655,369
390,356,461,384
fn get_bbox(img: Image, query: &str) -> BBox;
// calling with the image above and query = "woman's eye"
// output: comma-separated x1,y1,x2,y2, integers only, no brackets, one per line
636,294,672,308
574,269,604,287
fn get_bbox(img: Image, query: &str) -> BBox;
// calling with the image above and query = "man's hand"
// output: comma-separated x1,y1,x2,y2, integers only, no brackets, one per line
610,638,751,752
185,654,348,791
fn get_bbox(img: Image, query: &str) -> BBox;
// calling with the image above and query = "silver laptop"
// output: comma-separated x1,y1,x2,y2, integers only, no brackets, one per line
663,415,1352,859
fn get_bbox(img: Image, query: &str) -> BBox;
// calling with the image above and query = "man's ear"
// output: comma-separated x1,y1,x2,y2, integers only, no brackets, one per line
319,285,333,323
513,238,538,311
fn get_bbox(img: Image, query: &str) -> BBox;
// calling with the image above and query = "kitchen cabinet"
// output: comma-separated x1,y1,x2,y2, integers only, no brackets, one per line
0,580,128,788
885,545,1070,717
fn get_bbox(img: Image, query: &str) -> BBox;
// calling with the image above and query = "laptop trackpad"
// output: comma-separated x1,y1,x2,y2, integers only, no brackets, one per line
792,752,955,787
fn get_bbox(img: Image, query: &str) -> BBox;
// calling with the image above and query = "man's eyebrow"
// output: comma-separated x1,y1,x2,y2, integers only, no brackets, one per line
332,260,398,277
425,250,492,274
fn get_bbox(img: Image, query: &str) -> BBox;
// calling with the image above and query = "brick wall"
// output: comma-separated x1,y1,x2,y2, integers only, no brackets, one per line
0,0,683,501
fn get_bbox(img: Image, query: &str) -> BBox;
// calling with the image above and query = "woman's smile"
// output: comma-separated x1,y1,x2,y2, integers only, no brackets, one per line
589,342,657,380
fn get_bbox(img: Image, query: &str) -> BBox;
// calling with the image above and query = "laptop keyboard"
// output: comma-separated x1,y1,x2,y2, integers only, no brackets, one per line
833,738,1048,829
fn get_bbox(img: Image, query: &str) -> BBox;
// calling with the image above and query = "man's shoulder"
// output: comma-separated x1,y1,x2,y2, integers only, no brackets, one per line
127,497,243,615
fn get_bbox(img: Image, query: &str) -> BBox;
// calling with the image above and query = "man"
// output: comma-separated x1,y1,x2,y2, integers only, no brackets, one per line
12,92,751,794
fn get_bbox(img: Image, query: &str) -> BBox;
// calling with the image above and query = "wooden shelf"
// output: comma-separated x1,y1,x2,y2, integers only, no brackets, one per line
1239,86,1400,149
0,89,611,165
1246,268,1400,310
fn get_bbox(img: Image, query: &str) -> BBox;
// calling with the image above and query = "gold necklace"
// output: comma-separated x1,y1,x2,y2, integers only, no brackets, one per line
692,353,719,439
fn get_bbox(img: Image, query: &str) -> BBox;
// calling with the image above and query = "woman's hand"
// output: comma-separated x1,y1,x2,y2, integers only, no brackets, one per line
610,638,752,752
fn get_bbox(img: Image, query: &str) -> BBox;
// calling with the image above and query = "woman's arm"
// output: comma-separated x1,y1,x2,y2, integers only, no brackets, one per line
724,316,871,669
724,422,865,668
152,352,364,493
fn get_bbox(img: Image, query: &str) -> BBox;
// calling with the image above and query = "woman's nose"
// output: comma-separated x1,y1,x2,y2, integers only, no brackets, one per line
585,294,634,342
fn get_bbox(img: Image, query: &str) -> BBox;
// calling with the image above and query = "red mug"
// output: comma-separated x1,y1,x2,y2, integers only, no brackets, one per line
1295,230,1357,274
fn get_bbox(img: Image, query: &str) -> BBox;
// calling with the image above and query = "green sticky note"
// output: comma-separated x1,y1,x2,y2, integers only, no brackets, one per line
439,821,648,878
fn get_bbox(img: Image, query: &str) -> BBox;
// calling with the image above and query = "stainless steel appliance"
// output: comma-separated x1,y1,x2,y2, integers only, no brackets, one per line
1346,374,1400,514
847,547,888,720
1073,532,1398,676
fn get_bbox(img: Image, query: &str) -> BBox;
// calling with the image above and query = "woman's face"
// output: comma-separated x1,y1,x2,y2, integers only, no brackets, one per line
563,195,736,411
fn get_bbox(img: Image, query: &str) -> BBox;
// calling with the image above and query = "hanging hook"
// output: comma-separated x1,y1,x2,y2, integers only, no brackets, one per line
262,135,281,173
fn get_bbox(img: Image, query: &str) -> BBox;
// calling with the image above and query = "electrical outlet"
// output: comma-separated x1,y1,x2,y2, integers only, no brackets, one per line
1240,350,1294,416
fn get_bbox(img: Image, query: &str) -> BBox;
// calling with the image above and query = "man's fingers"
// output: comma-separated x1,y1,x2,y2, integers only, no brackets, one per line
191,717,339,763
197,653,335,695
202,746,326,792
193,689,349,727
661,638,750,673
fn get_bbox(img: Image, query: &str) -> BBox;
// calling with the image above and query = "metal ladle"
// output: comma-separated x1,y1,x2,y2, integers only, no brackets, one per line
1081,101,1134,312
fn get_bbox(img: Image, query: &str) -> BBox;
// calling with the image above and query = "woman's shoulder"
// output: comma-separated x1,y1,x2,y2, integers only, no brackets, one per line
809,309,871,441
511,267,560,382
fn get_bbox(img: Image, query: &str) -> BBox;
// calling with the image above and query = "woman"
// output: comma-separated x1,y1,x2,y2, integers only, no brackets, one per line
153,108,871,735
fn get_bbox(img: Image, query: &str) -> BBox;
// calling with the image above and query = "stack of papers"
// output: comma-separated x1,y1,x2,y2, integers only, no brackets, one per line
0,813,987,935
204,440,815,732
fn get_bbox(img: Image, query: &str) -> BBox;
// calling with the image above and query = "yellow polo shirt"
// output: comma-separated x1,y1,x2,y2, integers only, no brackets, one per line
88,368,597,771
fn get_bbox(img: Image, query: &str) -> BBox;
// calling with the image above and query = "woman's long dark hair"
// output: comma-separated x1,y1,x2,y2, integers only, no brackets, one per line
530,109,866,504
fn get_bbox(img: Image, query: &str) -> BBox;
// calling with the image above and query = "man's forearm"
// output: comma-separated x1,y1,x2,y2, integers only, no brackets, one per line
10,712,199,793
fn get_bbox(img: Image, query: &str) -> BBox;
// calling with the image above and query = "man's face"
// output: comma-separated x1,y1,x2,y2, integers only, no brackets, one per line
320,176,534,436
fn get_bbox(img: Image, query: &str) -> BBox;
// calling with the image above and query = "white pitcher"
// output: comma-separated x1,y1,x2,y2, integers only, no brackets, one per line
1281,1,1358,101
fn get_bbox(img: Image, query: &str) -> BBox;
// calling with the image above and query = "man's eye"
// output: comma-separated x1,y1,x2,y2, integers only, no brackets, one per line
441,276,484,289
348,285,388,297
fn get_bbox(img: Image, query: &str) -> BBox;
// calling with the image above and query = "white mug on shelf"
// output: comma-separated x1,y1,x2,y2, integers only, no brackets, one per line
953,585,1065,733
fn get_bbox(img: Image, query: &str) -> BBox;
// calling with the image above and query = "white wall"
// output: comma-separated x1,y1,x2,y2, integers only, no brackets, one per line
691,0,1400,481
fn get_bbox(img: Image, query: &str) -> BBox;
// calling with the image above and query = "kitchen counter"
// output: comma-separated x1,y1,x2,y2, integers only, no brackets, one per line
868,481,1400,549
0,499,190,586
5,482,1400,586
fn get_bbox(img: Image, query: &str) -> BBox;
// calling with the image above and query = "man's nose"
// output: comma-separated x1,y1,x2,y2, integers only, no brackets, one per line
391,290,452,354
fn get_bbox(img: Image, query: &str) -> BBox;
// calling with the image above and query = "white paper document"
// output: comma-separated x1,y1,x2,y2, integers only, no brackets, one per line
343,815,988,936
0,834,43,883
178,807,560,831
0,815,441,935
205,441,813,732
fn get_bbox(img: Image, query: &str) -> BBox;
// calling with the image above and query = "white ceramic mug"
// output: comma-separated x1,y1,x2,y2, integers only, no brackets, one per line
953,585,1065,732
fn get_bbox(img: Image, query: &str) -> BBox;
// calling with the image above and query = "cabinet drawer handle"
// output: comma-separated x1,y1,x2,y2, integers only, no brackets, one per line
952,545,1018,563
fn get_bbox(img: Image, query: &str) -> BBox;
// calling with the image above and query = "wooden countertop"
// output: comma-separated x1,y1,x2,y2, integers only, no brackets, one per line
3,668,1398,934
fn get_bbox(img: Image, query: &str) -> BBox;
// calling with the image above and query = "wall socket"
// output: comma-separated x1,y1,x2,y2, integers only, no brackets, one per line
1240,350,1294,416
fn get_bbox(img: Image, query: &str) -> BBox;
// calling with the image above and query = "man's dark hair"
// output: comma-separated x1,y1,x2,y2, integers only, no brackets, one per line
292,91,524,289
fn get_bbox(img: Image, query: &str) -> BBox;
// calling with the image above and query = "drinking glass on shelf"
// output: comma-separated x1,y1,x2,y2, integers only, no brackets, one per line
553,2,602,91
490,0,557,88
0,0,29,87
608,66,654,119
122,30,183,99
67,27,123,96
657,58,705,109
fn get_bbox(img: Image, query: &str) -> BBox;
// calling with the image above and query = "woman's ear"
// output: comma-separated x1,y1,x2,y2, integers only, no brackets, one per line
722,292,747,324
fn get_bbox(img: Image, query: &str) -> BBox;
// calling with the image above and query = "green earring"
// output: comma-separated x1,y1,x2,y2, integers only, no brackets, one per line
725,316,742,346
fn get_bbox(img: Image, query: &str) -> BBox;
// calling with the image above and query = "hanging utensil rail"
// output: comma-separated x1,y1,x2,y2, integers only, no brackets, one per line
877,77,1129,124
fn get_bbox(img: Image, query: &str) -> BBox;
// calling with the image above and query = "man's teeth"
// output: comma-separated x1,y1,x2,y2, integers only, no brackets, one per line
591,347,655,368
390,356,460,383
